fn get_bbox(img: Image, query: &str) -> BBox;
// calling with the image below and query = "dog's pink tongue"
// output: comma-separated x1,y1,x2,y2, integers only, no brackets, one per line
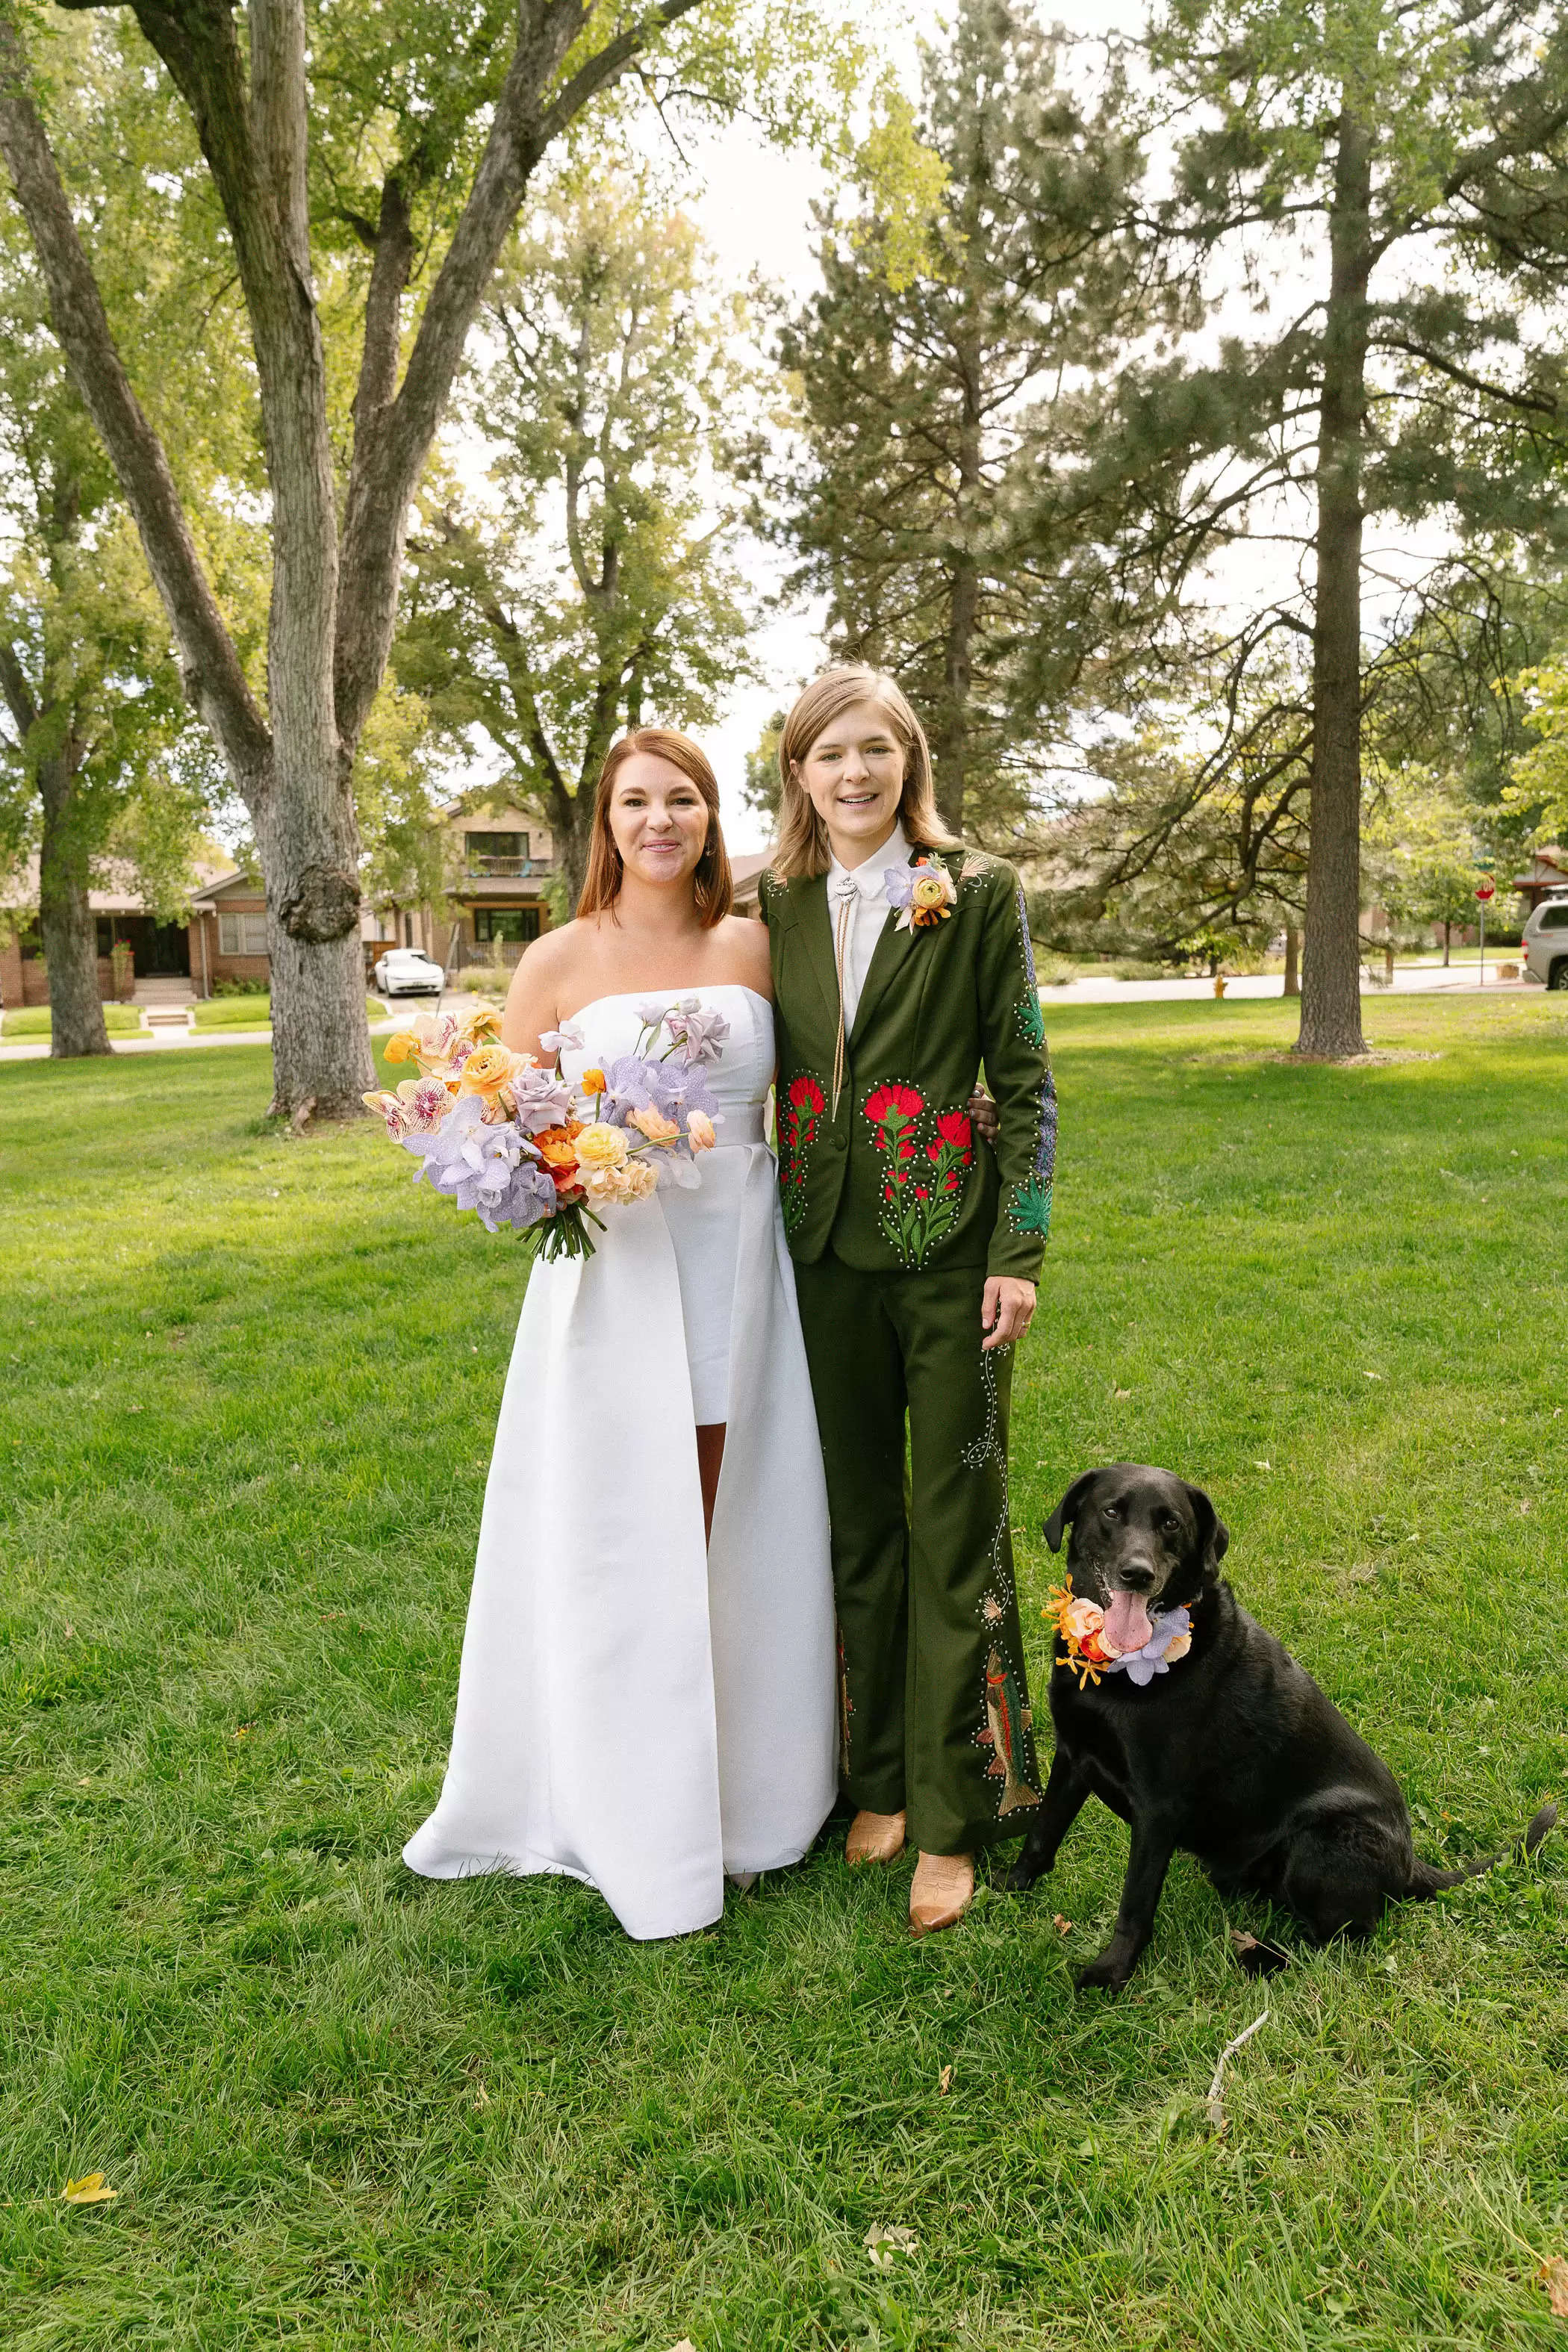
1102,1592,1152,1656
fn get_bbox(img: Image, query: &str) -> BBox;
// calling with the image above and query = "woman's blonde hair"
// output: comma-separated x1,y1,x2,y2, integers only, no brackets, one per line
770,665,959,880
578,727,732,926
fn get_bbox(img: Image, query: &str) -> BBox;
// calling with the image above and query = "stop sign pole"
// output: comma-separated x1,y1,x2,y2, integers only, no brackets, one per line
1475,876,1496,984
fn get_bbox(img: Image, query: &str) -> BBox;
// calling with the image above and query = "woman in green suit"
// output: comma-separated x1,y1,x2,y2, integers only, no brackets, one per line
761,665,1057,1936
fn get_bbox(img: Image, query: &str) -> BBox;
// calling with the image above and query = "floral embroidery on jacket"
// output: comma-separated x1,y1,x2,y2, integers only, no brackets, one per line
779,1070,826,1231
863,1082,976,1266
1015,989,1046,1050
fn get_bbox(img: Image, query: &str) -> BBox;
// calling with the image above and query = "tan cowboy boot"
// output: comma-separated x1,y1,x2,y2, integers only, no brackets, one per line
909,1851,974,1937
845,1808,906,1866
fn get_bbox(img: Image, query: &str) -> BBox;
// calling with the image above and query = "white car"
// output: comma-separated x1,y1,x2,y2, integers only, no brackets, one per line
374,947,445,998
1522,894,1568,990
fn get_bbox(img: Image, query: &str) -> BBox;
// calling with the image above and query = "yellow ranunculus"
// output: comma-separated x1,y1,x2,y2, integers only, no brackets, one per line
385,1031,419,1065
573,1121,629,1170
456,1042,517,1096
629,1104,679,1145
461,1001,502,1037
580,1068,608,1095
1163,1628,1192,1663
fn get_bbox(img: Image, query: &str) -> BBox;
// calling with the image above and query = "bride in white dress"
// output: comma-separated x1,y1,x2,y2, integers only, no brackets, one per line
403,727,836,1939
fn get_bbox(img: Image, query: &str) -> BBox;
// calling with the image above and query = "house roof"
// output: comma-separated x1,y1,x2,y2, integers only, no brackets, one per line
4,853,233,915
729,851,769,902
1513,844,1565,887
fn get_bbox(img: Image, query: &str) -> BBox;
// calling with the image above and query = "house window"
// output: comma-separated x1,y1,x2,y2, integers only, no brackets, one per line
467,830,528,877
218,912,269,956
473,906,541,944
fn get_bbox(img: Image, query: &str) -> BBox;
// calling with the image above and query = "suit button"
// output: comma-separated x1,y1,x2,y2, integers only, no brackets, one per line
830,1131,846,1151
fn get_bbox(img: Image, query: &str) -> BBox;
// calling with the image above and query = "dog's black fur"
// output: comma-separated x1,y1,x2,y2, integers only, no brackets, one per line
1007,1464,1556,1991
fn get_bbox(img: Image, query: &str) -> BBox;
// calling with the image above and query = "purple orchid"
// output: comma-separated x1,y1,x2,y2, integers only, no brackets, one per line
403,1097,559,1233
883,865,917,912
1107,1605,1193,1688
636,998,676,1032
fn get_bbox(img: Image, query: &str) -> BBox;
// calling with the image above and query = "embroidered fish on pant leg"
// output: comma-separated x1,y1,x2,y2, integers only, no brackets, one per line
979,1644,1039,1814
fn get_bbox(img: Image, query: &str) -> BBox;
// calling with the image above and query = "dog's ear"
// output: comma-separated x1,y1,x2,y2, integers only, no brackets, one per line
1184,1481,1230,1572
1044,1471,1097,1555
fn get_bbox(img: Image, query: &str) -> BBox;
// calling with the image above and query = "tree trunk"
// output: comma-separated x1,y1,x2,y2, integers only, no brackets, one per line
1295,108,1372,1062
38,760,110,1058
1442,921,1450,965
1283,924,1300,997
933,551,978,836
255,769,374,1119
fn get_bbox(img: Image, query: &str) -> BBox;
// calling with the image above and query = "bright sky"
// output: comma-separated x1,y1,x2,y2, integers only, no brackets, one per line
653,0,1152,851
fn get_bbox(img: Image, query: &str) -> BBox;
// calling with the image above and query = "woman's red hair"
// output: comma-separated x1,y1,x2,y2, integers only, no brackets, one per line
577,728,732,927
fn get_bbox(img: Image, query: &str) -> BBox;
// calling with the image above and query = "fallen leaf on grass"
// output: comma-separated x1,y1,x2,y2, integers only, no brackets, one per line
1537,2257,1568,2317
473,2080,491,2109
1363,1369,1384,1381
1052,1914,1072,1936
865,2224,918,2268
668,2341,698,2351
1113,1387,1132,1399
938,2065,953,2094
62,2174,116,2205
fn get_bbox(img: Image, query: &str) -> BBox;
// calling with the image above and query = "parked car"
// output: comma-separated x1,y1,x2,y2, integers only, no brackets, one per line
1522,893,1568,989
373,947,445,998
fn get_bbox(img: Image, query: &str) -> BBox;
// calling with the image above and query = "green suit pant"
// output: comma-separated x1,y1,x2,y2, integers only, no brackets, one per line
793,1255,1042,1855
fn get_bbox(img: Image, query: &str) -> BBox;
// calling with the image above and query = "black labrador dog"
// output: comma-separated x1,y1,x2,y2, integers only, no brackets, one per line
1007,1463,1555,1991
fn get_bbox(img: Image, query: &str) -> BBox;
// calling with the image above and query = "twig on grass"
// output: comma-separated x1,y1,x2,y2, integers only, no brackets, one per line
1205,2006,1270,2135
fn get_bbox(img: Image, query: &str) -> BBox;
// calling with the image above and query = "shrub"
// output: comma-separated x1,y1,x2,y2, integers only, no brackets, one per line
1033,950,1077,985
213,976,270,997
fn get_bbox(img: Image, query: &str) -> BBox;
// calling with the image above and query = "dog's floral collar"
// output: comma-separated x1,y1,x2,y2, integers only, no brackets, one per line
1044,1575,1195,1689
885,858,957,930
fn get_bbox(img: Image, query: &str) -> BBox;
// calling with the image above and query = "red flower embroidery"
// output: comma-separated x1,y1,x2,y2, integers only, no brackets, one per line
780,1069,827,1232
935,1109,974,1160
864,1083,924,1142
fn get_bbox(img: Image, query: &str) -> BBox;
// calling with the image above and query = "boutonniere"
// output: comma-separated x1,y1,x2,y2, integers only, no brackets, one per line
1043,1574,1195,1690
885,857,957,931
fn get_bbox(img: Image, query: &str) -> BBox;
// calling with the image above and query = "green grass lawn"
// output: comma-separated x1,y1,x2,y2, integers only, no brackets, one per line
1,1004,144,1039
2,993,1566,2350
192,996,385,1031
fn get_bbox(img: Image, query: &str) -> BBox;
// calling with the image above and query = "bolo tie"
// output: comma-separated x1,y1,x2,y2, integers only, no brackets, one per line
830,872,858,1121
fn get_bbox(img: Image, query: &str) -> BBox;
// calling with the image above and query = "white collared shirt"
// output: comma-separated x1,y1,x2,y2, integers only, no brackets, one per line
826,820,911,1029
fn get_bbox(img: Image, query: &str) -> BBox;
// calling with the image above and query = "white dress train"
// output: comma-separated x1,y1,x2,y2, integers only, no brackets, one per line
402,985,837,1940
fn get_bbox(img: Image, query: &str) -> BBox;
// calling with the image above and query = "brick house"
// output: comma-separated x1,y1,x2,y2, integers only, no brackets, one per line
1,856,228,1008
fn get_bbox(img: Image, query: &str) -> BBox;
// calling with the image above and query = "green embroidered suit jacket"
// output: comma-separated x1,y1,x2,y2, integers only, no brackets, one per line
762,846,1056,1281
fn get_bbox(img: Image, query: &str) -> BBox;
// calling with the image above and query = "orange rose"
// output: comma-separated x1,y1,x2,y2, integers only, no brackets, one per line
535,1126,579,1169
456,1042,517,1097
580,1068,607,1095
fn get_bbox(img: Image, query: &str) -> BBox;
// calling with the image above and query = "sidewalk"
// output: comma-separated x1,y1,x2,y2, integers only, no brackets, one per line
0,1015,402,1065
0,969,1539,1063
1039,962,1534,1005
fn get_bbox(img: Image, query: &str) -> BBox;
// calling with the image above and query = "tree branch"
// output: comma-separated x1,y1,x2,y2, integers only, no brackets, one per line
333,0,707,762
0,638,37,740
0,14,270,798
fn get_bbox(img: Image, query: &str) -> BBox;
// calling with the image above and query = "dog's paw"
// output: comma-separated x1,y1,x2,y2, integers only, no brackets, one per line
1001,1858,1042,1894
1074,1949,1133,1994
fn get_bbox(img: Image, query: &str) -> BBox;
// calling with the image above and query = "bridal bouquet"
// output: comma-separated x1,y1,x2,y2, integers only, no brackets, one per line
364,999,724,1260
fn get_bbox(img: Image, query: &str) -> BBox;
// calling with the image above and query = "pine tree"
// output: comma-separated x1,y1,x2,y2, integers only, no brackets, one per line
1071,0,1568,1057
773,0,1155,836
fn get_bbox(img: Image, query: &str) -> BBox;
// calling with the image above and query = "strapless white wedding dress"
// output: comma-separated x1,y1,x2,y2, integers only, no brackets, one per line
402,985,836,1939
